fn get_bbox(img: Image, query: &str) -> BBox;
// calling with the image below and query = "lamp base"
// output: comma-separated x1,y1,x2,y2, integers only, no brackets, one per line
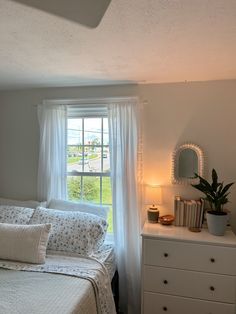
147,208,159,223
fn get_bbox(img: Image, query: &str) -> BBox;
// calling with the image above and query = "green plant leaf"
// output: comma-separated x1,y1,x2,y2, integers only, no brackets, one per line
191,185,213,199
217,183,223,194
211,169,218,191
219,182,234,197
191,168,234,212
199,181,214,194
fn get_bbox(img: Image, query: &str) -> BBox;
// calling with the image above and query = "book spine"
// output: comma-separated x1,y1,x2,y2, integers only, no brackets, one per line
180,200,184,226
174,196,180,226
196,200,201,228
200,198,205,227
175,196,182,226
192,200,197,228
174,197,205,229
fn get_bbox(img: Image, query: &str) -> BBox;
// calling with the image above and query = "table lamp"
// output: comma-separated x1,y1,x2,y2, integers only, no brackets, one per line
145,185,162,223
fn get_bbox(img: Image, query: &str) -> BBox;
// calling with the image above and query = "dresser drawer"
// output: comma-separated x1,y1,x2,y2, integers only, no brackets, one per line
143,266,236,303
143,292,235,314
144,238,236,275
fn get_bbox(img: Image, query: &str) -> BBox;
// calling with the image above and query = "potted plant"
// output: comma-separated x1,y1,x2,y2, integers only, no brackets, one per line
191,169,234,236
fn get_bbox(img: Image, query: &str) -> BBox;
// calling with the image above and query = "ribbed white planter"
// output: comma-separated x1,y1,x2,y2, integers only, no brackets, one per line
206,211,228,236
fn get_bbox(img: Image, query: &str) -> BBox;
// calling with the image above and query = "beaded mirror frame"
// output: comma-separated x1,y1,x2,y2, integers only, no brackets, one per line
172,143,205,185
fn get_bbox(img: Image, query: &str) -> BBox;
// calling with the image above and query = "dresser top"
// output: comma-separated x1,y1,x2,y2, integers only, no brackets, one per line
141,222,236,247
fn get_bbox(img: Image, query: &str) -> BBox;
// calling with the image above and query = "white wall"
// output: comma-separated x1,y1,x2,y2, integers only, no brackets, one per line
0,84,138,199
1,80,236,230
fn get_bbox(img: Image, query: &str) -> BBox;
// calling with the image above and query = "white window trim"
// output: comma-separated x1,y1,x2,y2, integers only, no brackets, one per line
67,113,110,204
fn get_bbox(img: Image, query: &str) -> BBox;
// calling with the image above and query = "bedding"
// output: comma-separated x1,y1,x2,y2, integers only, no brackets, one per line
29,207,108,256
48,198,109,220
0,270,97,314
92,243,116,280
0,199,116,313
0,197,46,209
0,251,116,314
0,205,34,224
0,223,51,264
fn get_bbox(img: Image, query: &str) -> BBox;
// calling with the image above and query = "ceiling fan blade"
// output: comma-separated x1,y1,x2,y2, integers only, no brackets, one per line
11,0,112,28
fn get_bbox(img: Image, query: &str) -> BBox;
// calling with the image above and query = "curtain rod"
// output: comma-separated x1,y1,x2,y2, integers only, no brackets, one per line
41,96,139,106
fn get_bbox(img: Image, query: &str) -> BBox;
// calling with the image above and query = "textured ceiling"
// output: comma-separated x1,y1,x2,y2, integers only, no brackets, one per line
0,0,236,90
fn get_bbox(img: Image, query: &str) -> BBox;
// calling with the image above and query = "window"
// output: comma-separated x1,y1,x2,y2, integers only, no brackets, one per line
67,113,112,232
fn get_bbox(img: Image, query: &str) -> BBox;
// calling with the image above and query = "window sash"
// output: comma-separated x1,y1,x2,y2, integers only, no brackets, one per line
67,114,111,206
67,104,108,118
67,171,110,177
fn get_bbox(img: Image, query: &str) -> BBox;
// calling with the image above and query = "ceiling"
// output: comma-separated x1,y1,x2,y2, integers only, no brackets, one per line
0,0,236,90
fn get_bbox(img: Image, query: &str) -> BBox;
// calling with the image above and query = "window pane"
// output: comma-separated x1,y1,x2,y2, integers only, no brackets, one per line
107,206,113,233
68,119,82,145
102,146,110,172
67,145,83,172
67,176,82,201
67,114,112,233
84,118,101,145
102,177,112,204
85,146,101,173
103,118,109,145
83,176,100,203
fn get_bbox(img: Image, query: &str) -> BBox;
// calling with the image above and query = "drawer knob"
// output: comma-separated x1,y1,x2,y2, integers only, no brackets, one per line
210,258,215,263
163,306,168,311
163,280,168,285
210,286,215,291
164,253,169,258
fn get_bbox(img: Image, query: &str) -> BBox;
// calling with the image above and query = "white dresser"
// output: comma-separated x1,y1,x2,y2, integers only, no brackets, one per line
141,222,236,314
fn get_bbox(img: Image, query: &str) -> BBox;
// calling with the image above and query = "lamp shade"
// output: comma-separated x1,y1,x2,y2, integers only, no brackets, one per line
145,185,162,206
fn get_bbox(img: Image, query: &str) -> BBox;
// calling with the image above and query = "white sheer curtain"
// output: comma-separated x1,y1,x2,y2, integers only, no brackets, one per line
37,104,67,201
108,101,142,314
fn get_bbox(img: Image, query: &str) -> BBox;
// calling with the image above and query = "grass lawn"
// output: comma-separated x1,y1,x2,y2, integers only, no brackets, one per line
68,157,80,164
86,176,113,233
67,175,113,233
67,154,98,164
107,207,113,233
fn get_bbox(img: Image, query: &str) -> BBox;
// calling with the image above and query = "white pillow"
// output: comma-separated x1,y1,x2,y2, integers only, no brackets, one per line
30,207,108,256
0,205,35,224
0,197,46,209
0,223,51,264
48,199,109,220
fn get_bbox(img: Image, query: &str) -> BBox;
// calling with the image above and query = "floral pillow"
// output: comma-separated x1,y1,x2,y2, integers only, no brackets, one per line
0,205,35,224
29,207,108,256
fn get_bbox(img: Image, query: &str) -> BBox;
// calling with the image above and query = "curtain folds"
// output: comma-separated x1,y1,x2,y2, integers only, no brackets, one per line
108,101,142,314
37,104,67,201
37,99,142,313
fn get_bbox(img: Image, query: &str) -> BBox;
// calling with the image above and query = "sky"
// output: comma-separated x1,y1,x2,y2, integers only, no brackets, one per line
68,118,109,146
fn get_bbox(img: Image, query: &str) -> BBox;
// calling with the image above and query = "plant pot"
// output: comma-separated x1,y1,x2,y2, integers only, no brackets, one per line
206,211,228,236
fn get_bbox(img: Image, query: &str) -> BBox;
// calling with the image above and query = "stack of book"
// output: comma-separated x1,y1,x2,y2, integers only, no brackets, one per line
174,196,204,228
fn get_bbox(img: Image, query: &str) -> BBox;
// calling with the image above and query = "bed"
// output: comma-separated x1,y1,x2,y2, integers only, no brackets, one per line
0,200,117,314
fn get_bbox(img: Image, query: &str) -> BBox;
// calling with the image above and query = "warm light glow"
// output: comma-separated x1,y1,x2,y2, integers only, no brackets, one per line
145,185,162,206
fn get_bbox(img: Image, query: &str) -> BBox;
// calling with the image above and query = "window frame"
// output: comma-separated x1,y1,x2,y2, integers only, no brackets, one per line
67,114,111,205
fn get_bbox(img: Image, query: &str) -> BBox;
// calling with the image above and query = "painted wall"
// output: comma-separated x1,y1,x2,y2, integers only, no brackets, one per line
142,81,236,232
0,80,236,230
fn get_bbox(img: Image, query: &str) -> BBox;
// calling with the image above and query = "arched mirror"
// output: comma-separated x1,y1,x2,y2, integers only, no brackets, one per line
172,143,205,184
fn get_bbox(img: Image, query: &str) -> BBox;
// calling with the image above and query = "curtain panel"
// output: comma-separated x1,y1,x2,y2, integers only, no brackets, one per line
108,101,142,314
37,104,67,201
37,99,143,314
